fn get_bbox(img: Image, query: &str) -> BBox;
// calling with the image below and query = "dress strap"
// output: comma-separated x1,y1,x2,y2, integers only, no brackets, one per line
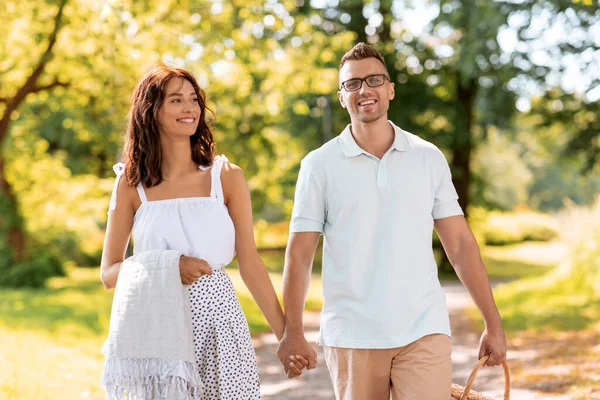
108,162,125,213
135,183,148,203
209,155,228,204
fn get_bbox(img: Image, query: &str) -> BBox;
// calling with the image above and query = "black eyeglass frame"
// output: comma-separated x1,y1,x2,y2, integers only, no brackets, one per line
340,74,390,92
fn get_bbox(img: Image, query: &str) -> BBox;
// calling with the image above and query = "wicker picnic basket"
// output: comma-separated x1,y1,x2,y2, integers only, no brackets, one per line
450,355,510,400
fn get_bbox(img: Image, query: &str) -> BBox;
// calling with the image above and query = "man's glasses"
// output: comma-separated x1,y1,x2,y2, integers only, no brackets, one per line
340,74,390,92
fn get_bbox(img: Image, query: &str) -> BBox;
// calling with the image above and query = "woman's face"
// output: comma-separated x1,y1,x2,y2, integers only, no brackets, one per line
157,77,201,139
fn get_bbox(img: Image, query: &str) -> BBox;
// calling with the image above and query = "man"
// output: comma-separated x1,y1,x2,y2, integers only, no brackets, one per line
277,42,507,399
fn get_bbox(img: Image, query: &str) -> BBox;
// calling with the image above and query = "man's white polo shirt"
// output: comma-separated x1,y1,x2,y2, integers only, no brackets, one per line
290,121,464,349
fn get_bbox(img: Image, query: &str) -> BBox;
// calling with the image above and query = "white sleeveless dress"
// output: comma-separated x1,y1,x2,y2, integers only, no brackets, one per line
110,155,260,400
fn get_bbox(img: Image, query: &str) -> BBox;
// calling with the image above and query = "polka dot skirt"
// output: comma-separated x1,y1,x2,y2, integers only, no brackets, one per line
189,268,260,400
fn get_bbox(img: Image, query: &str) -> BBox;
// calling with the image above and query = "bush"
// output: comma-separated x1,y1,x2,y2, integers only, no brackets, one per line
470,207,559,246
0,242,64,288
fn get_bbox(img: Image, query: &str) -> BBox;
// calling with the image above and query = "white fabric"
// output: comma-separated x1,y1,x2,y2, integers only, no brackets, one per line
108,162,125,213
132,155,235,270
100,249,203,399
107,155,236,270
290,121,464,349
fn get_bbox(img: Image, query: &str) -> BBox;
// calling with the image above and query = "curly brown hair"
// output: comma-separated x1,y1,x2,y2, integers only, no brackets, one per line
122,63,215,188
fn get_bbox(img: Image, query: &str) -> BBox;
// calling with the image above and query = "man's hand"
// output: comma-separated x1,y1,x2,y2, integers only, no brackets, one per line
478,327,507,366
277,331,318,378
179,256,213,285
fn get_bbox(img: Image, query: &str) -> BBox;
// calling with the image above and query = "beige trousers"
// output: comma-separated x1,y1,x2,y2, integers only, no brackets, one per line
324,334,452,400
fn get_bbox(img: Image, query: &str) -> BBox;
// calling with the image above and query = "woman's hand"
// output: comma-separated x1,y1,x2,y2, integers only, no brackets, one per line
288,355,310,377
179,256,213,284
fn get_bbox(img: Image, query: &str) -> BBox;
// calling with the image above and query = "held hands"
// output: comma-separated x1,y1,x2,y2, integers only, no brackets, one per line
179,256,213,285
288,355,309,377
277,331,318,379
478,326,507,366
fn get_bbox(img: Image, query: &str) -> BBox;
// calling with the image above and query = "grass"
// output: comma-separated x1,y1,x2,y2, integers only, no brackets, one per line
488,249,600,333
0,328,106,400
0,268,110,400
489,201,600,333
494,274,600,332
0,267,110,335
464,240,598,333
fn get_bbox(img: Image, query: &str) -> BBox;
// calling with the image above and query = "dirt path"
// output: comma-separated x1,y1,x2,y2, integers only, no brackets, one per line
253,282,564,399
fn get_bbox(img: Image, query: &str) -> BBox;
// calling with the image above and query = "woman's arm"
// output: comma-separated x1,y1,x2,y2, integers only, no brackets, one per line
100,176,137,289
222,163,285,340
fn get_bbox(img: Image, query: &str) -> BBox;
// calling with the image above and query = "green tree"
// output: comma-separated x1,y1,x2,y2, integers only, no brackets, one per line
1,0,341,285
0,0,199,285
0,0,69,262
0,0,72,287
298,0,599,213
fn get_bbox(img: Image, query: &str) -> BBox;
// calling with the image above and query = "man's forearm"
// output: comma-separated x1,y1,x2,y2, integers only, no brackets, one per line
282,252,313,335
451,240,502,329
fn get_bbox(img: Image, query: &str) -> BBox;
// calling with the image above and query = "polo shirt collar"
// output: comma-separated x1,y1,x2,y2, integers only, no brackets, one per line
339,120,410,158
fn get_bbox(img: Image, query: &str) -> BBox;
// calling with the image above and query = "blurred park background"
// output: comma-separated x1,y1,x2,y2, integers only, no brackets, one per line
0,0,599,398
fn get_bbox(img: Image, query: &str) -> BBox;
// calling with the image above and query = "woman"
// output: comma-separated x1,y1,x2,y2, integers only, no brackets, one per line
100,64,306,399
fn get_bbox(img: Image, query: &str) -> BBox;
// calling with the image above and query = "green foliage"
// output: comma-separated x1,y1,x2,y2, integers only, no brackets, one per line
6,132,112,269
0,182,64,288
471,128,533,210
0,243,64,288
254,219,289,249
508,113,600,211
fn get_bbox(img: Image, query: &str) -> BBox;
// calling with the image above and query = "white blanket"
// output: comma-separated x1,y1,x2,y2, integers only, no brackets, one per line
100,249,202,399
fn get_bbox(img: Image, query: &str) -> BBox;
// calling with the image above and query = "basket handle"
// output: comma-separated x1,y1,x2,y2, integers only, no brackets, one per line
459,354,510,400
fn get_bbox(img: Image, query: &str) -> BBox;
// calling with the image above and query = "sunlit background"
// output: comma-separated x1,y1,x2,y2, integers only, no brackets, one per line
0,0,599,398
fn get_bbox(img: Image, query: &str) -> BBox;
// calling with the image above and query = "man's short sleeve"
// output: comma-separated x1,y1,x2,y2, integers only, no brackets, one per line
432,149,464,220
289,157,326,233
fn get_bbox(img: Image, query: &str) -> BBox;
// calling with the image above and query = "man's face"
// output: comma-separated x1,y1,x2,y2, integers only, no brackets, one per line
337,58,395,124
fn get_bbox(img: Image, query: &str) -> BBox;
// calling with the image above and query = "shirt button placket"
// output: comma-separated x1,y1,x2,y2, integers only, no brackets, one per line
377,153,390,191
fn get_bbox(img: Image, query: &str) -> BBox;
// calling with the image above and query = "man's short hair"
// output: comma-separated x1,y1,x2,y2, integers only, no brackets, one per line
339,42,388,71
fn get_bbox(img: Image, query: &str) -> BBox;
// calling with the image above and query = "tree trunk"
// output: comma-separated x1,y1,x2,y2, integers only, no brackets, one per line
452,77,477,218
437,77,477,273
0,157,26,260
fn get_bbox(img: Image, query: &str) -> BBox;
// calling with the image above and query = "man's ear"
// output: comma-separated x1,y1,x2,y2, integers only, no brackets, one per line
337,91,346,109
389,82,395,101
